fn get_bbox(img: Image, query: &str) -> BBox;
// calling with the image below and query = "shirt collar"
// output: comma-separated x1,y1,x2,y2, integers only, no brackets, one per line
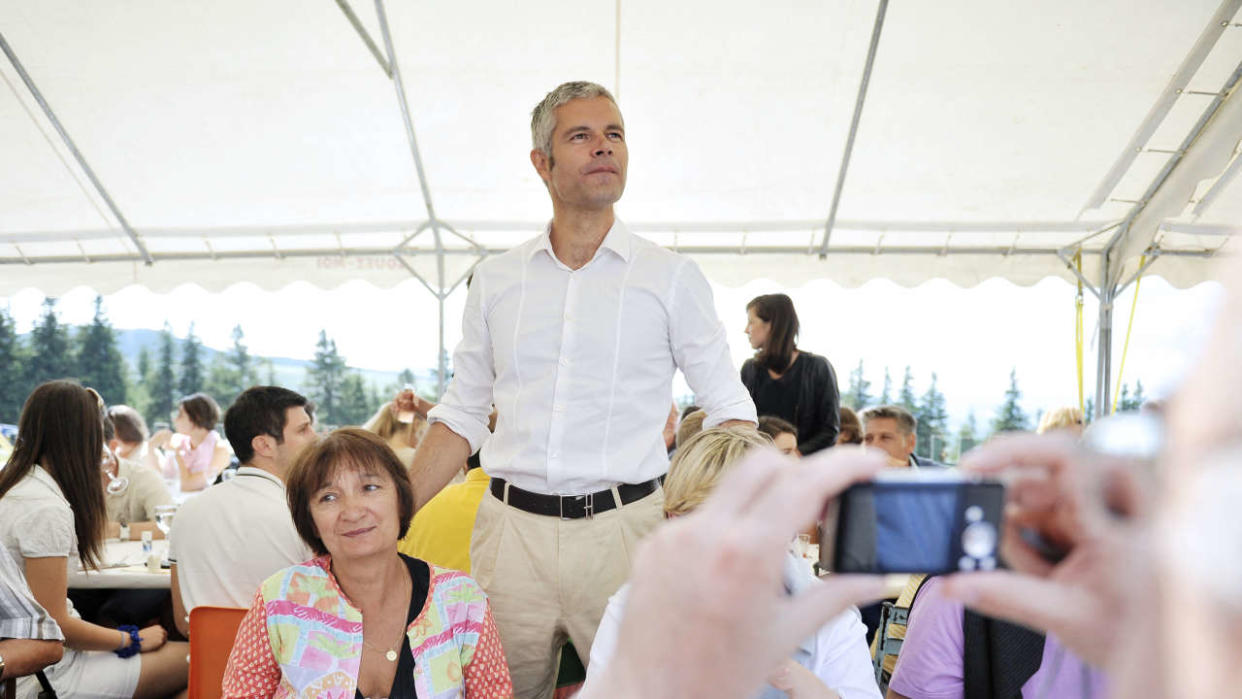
29,465,69,505
528,218,633,265
234,466,285,488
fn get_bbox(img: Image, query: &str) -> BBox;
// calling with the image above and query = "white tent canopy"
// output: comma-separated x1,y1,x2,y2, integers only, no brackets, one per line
2,0,1240,404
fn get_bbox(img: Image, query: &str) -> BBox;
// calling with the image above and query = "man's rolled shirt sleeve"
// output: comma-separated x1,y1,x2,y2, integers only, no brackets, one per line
427,269,496,454
668,259,757,427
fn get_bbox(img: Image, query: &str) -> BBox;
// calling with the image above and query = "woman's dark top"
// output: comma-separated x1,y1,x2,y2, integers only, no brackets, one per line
740,350,840,455
355,554,430,699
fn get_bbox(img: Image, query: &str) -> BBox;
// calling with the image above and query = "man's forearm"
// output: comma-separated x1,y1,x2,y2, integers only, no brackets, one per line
0,638,63,680
409,422,472,509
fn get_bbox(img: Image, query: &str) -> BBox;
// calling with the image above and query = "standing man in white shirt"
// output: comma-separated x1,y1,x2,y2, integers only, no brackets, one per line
168,386,317,636
409,80,757,698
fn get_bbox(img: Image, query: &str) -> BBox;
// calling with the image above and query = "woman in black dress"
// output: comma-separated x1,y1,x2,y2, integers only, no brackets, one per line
740,294,840,456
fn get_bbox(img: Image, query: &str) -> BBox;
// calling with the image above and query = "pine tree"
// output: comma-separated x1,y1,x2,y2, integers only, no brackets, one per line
899,366,918,412
24,299,74,389
0,306,28,422
74,296,128,405
916,373,949,460
261,359,277,387
338,373,374,426
956,412,979,461
990,368,1029,434
179,323,205,396
1084,397,1095,423
879,367,892,405
306,330,348,426
842,359,872,411
127,346,154,420
149,324,179,427
205,325,257,409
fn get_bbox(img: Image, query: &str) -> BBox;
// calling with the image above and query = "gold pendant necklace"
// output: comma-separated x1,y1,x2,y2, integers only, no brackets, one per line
362,638,400,662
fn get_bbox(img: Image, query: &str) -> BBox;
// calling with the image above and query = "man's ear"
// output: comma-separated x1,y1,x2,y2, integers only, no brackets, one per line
108,438,122,453
531,149,551,185
906,432,917,455
251,434,276,460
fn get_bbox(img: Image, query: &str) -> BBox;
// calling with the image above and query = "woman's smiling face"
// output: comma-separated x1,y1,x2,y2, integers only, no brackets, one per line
309,460,402,562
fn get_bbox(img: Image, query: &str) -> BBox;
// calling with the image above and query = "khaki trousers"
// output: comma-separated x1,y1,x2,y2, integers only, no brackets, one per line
470,483,664,699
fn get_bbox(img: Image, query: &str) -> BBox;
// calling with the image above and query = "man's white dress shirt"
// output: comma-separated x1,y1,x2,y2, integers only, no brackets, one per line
429,220,756,495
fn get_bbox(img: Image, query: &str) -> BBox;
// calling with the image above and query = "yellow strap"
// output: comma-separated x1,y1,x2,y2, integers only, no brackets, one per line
1111,255,1147,414
1074,251,1085,416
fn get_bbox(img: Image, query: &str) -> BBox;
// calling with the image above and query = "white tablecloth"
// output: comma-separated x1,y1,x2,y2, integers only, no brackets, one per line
68,540,171,590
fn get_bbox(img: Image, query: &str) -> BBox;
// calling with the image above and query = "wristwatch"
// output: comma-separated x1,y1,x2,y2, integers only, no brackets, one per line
0,651,7,680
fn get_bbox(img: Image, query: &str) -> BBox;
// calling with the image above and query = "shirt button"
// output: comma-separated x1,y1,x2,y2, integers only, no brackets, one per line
559,357,570,367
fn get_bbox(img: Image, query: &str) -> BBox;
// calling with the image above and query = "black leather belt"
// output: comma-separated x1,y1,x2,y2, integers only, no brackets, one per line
491,477,661,519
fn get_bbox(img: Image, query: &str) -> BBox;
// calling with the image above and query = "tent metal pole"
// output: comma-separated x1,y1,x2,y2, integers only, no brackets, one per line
333,0,393,77
818,0,889,259
374,0,450,393
0,30,154,265
1094,251,1116,418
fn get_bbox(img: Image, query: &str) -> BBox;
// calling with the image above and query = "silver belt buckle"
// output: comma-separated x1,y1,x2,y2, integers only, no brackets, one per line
583,492,595,519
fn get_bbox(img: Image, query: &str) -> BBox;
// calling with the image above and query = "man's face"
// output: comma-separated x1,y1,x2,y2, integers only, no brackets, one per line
273,406,317,470
862,417,916,466
531,96,628,211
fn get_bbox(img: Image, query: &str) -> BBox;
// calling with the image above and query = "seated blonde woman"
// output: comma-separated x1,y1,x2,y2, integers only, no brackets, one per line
1036,406,1085,437
222,428,510,698
583,427,881,699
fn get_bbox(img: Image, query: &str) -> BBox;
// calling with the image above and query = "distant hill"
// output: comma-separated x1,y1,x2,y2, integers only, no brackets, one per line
110,328,440,395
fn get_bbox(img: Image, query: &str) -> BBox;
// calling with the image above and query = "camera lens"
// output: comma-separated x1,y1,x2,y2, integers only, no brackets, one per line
962,520,997,558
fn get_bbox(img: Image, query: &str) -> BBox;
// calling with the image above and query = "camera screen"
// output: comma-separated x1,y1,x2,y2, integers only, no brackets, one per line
835,484,963,573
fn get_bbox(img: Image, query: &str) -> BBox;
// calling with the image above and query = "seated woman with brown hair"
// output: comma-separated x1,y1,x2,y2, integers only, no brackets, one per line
0,381,189,698
149,392,231,491
222,428,511,698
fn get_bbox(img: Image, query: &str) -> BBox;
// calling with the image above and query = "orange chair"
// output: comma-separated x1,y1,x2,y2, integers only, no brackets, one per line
188,606,248,699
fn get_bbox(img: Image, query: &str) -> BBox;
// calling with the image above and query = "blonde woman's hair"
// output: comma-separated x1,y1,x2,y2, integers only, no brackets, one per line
362,402,426,444
1036,406,1084,434
663,426,772,517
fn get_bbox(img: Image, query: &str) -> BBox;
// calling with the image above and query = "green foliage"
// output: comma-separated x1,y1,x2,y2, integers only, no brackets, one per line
205,325,258,409
337,373,376,427
1116,380,1146,413
916,373,949,460
842,359,872,411
24,299,74,390
179,323,205,396
990,368,1029,435
898,366,918,412
149,324,179,427
75,296,128,405
0,307,28,422
955,412,980,461
878,367,892,405
306,330,348,426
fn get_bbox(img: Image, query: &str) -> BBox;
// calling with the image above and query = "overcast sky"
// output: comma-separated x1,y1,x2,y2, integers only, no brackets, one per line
2,270,1222,431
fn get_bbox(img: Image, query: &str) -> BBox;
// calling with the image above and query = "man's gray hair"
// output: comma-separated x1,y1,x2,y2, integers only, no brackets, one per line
531,81,618,156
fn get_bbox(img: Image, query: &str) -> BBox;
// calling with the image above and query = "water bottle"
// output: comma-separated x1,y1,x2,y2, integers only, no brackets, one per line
141,530,153,556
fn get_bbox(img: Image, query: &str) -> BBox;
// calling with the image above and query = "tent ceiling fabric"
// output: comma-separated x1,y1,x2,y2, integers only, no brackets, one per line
1,0,1239,295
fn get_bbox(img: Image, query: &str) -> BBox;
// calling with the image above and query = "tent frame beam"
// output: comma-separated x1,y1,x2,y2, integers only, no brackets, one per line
332,0,392,77
0,30,153,265
1080,0,1242,213
818,0,889,259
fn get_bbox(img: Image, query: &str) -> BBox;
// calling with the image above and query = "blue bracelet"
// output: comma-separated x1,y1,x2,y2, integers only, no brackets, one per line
115,625,141,658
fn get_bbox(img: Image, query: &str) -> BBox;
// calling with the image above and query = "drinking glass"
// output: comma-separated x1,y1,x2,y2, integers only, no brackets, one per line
101,449,129,495
153,504,177,538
